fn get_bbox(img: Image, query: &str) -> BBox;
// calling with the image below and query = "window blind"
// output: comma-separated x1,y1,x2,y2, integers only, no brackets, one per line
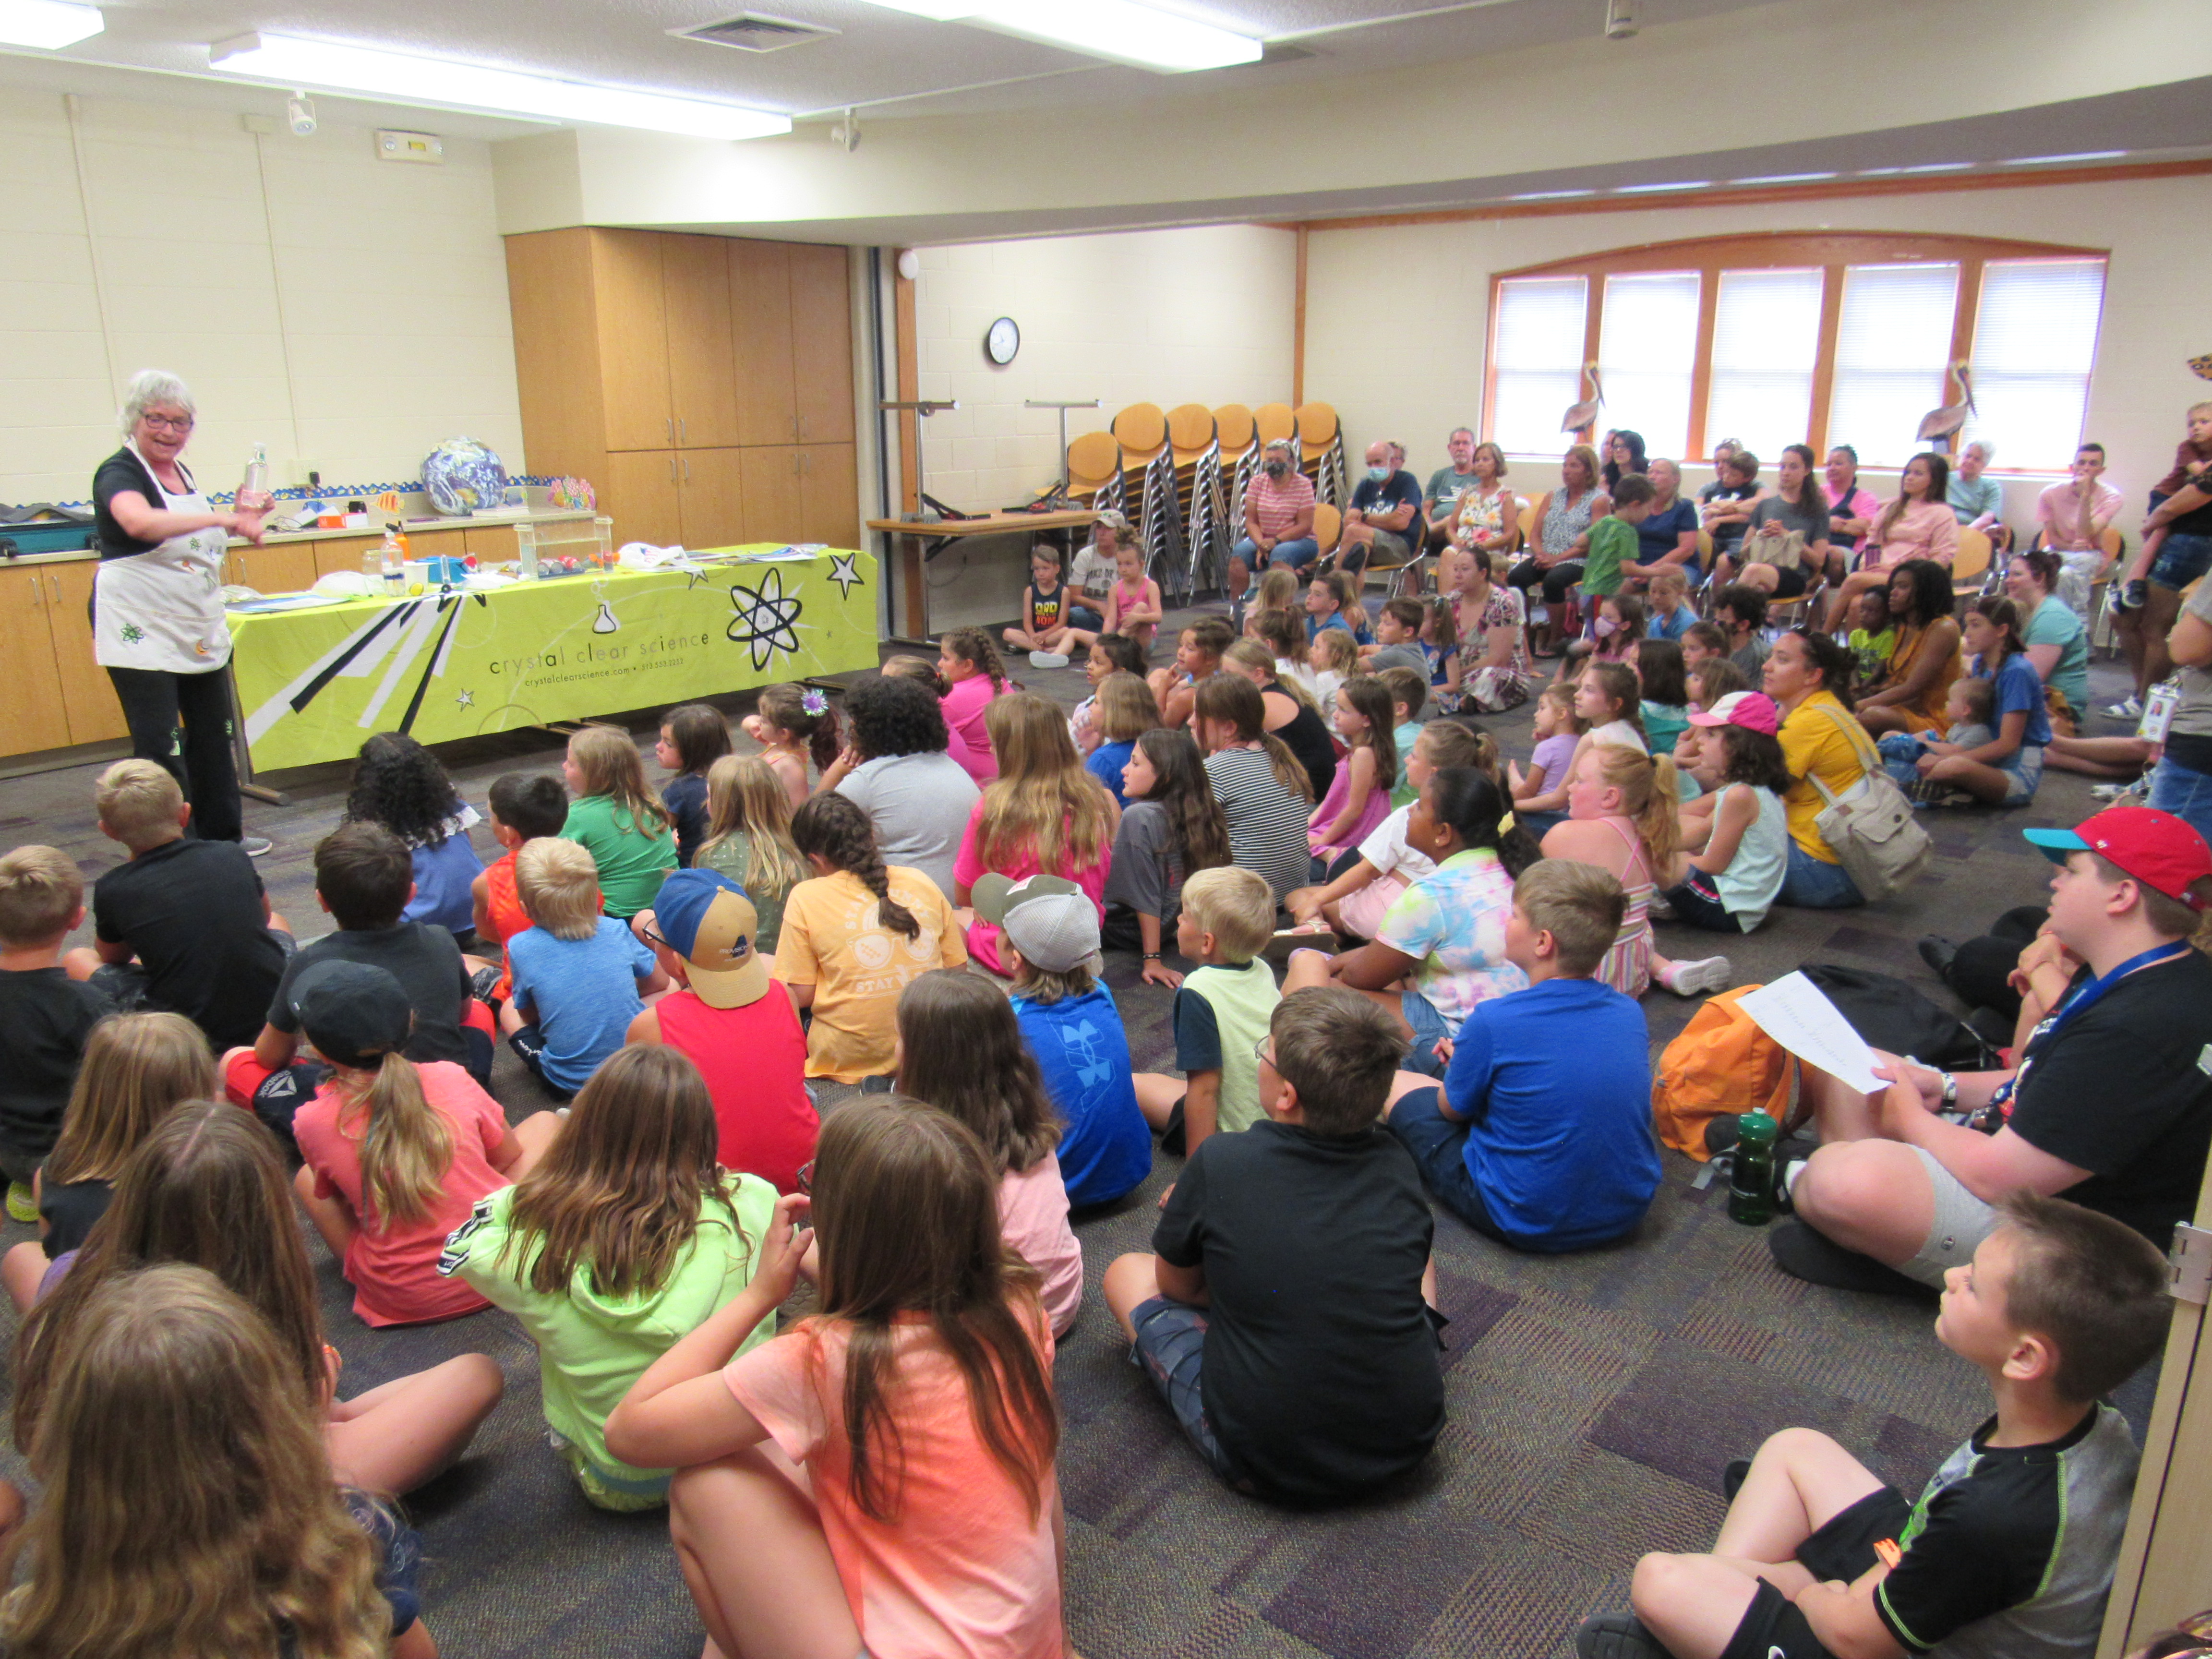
1961,258,2106,471
1490,276,1587,456
1703,267,1822,464
1596,271,1700,461
1825,262,1960,468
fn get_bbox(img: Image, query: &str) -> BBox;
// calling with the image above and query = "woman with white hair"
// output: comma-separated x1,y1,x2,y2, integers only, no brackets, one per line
89,370,270,851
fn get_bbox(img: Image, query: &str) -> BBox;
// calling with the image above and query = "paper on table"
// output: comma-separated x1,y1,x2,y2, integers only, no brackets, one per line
1735,972,1886,1094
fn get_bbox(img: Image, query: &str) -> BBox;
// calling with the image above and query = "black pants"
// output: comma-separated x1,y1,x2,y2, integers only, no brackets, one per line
1946,905,2049,1021
1508,557,1584,605
105,664,242,843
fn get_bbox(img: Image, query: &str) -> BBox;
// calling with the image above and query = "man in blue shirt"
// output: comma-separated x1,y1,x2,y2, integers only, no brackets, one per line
1335,439,1424,585
1383,859,1659,1251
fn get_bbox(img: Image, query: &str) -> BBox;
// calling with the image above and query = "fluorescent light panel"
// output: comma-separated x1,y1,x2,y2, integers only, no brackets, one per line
1508,188,1596,200
2004,150,2127,166
860,0,1261,71
208,32,791,140
0,0,101,49
1731,171,1839,185
1614,180,1709,193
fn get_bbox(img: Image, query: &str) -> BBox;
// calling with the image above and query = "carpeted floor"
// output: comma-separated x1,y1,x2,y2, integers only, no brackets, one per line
0,602,2160,1659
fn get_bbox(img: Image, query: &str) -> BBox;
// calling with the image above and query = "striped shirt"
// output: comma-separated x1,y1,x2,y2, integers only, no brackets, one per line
1204,746,1311,899
1247,471,1315,541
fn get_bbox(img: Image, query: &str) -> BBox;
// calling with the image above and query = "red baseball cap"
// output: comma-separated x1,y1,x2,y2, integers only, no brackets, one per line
2023,806,2212,909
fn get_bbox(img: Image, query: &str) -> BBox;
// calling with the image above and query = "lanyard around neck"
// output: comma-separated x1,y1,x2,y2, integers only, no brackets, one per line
2028,942,2189,1056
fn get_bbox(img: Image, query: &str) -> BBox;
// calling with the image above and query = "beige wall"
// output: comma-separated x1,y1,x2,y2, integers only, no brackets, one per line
1303,173,2206,529
1,90,522,508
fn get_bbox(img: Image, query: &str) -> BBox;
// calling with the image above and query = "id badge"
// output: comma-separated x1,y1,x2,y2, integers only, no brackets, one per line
2140,679,2181,743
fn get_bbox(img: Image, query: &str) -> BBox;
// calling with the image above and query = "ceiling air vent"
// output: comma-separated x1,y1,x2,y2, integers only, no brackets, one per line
673,12,839,52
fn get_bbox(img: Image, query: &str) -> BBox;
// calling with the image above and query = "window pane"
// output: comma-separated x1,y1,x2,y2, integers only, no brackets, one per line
1597,271,1699,461
1490,276,1587,456
1703,268,1822,464
1826,262,1961,468
1961,258,2106,472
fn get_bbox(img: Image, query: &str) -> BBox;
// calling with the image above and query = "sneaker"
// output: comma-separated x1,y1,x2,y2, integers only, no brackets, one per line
2105,695,2143,720
1915,935,1959,978
241,835,275,857
1767,1220,1933,1298
1646,891,1676,922
1572,1613,1667,1659
1028,651,1070,670
2122,579,2149,611
1664,955,1734,998
2089,781,2145,801
5,1182,35,1225
1722,1457,1752,1501
1703,1112,1742,1156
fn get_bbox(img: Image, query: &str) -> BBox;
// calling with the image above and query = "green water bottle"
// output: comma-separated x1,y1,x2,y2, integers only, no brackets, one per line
1727,1108,1779,1226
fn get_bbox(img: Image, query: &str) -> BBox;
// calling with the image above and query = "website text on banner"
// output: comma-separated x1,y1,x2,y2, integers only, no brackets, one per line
227,549,876,770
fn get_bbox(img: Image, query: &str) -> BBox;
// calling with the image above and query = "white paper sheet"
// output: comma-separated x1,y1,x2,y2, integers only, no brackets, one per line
1735,972,1886,1094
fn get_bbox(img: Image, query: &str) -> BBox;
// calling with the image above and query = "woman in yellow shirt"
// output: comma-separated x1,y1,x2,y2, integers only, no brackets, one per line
1763,629,1879,909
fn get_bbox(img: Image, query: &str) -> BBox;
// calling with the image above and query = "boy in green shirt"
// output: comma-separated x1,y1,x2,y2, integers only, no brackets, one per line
1133,866,1281,1154
1580,472,1654,601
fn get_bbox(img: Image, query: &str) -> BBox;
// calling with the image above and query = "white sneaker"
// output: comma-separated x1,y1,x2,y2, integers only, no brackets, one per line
1664,955,1735,997
2105,695,2143,720
241,835,274,857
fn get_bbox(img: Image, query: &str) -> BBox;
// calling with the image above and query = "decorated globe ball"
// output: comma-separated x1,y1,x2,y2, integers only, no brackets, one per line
420,438,509,516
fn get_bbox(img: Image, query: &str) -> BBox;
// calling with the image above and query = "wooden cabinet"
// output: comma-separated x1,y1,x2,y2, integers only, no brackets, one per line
230,541,317,596
507,228,862,552
312,535,382,581
0,565,73,756
664,235,741,450
800,444,858,548
729,239,797,447
44,561,129,745
790,243,854,445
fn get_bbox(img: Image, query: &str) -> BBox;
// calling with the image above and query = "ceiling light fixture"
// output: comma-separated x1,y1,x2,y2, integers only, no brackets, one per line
206,32,791,140
1893,161,1973,174
2003,150,2127,166
1615,180,1709,193
857,0,1261,72
1508,188,1597,200
0,0,101,49
1730,171,1839,185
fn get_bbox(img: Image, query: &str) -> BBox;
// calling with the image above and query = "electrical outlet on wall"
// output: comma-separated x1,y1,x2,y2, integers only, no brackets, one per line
291,459,321,487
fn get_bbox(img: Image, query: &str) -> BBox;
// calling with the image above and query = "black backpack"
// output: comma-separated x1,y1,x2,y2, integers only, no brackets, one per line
1798,964,1997,1072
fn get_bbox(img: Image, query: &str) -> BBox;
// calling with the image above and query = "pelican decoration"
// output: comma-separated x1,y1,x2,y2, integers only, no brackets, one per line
1561,363,1603,436
2188,352,2212,381
1916,362,1976,452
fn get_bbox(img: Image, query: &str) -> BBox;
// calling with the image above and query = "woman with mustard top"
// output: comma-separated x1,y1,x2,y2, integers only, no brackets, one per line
1822,452,1959,630
1763,629,1879,909
1854,561,1964,737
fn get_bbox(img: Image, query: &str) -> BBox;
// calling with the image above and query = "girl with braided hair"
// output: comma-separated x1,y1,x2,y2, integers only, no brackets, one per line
775,793,966,1085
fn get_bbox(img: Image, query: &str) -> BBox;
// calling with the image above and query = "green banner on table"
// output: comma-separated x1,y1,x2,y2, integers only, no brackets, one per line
229,548,875,770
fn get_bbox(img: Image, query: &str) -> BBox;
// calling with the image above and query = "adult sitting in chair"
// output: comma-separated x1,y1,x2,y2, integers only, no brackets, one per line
1423,427,1481,553
1949,438,2011,553
1771,806,2212,1293
1616,458,1703,589
1334,439,1423,585
2034,442,2122,622
1231,439,1319,587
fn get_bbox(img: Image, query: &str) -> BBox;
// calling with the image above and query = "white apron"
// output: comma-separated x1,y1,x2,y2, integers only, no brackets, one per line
93,443,231,673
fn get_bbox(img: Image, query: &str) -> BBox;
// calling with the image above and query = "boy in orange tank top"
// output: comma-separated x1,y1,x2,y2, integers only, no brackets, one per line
470,772,571,1003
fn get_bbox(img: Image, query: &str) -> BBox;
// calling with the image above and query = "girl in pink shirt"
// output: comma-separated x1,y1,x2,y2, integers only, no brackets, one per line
1099,537,1164,655
896,970,1082,1334
936,628,1009,783
603,1098,1065,1659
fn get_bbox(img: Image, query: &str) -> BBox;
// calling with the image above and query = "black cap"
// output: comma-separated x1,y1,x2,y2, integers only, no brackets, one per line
288,959,412,1070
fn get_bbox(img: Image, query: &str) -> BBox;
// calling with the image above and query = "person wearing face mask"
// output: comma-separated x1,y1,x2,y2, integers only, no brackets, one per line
1336,439,1424,587
1233,439,1320,586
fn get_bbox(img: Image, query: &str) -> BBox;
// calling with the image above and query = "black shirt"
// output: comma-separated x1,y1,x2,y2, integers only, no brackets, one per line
1263,680,1338,802
39,1178,113,1259
2006,949,2212,1245
267,922,473,1067
663,772,710,868
91,446,183,559
1153,1119,1443,1503
0,968,112,1158
1350,469,1424,542
93,839,286,1050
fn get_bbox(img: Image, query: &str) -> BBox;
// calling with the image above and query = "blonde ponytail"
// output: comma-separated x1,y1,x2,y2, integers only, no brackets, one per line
346,1052,452,1227
1590,743,1683,875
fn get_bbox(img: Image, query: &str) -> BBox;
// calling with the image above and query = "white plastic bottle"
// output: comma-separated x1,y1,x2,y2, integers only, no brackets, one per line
239,442,269,510
379,523,406,596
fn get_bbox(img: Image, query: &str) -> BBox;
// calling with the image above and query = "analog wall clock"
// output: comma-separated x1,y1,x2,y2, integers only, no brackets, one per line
986,316,1020,366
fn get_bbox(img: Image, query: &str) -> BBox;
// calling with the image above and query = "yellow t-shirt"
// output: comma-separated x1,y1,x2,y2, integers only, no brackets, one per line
1776,689,1876,864
771,867,966,1082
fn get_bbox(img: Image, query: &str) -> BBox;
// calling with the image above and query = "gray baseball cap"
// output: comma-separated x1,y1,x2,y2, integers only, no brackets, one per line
970,873,1101,974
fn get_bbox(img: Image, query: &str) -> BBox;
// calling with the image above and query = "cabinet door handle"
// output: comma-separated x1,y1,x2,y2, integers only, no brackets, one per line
669,456,678,484
679,417,687,444
790,414,798,441
798,414,808,441
666,417,674,442
50,575,62,601
682,456,691,482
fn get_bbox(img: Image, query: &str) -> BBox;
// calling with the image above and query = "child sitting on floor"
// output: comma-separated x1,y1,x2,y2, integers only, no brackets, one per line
1511,662,1648,831
1879,671,1996,788
742,683,840,809
560,724,679,920
654,702,732,864
69,759,291,1054
1070,632,1149,755
225,822,491,1131
1578,1192,2169,1659
470,770,570,1007
1510,682,1586,840
1310,674,1397,870
1100,538,1165,658
289,961,560,1326
1149,616,1234,732
502,838,667,1101
991,875,1151,1211
344,732,485,939
0,847,113,1222
628,869,816,1194
1420,595,1459,689
440,1043,780,1511
1645,566,1694,641
1003,542,1081,660
1307,624,1360,717
1680,619,1730,672
1103,727,1233,983
1361,598,1431,678
1133,866,1281,1155
1662,692,1792,941
1085,672,1160,808
1377,666,1430,808
1104,985,1444,1505
1540,742,1686,1000
604,1099,1065,1659
692,755,804,955
1384,859,1659,1252
897,967,1083,1335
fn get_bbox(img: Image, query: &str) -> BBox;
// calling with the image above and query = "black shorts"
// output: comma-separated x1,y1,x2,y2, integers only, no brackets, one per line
1720,1486,1911,1659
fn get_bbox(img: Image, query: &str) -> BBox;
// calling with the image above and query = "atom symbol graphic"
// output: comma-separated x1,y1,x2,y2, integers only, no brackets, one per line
726,569,804,670
827,551,865,598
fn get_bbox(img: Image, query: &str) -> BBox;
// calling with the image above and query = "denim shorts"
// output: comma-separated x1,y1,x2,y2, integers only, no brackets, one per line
1778,841,1864,909
1400,988,1450,1076
1994,742,2045,805
2149,755,2212,848
2149,530,2212,592
1128,1298,1245,1487
1385,1086,1510,1243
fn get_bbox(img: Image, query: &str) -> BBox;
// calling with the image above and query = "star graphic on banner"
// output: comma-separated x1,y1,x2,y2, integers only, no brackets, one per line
726,569,805,670
684,565,712,589
827,551,865,599
455,689,475,709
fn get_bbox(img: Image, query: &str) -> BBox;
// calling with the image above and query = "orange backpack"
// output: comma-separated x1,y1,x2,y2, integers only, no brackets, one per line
1651,985,1796,1161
